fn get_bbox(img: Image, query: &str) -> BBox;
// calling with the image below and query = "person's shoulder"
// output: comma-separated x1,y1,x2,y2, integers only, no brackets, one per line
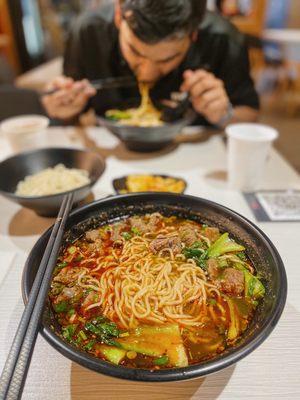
199,11,244,46
72,2,115,35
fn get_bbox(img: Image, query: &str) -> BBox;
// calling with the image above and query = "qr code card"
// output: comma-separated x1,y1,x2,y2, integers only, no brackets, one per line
244,191,300,222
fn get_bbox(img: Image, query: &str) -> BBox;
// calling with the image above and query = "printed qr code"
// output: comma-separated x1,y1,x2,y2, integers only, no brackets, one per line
256,191,300,221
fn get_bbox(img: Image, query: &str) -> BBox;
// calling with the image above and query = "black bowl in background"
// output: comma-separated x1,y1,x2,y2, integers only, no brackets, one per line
112,174,187,194
22,193,287,382
0,147,106,217
97,99,196,152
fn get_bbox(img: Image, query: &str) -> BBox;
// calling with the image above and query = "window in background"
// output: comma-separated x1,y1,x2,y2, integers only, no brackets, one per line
21,0,44,59
264,0,291,63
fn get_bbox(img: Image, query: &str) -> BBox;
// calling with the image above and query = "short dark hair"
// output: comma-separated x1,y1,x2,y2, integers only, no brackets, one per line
120,0,207,44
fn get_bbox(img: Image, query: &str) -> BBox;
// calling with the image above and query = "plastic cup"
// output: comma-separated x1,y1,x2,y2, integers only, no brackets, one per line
225,123,278,191
0,115,49,153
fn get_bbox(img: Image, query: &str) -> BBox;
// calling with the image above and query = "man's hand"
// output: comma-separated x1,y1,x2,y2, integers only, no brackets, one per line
181,69,231,125
41,76,96,121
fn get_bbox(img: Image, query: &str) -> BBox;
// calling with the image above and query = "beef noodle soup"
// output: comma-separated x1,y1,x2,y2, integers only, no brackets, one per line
105,83,163,127
49,213,265,369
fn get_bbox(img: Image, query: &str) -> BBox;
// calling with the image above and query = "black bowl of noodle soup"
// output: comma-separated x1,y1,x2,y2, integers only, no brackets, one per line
22,193,287,382
98,98,196,152
0,147,105,217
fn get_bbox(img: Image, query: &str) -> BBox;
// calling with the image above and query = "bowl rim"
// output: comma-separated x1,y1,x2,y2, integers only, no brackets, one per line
0,146,106,200
112,174,188,194
22,193,287,382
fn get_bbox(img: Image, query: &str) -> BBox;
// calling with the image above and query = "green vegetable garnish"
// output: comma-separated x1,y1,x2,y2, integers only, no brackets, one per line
244,271,265,299
57,261,68,269
78,330,87,340
54,301,68,313
131,227,141,236
236,252,247,261
85,318,121,347
67,308,75,316
153,355,169,366
68,246,77,255
208,298,217,306
122,232,132,240
62,324,77,341
105,110,132,121
84,340,96,351
207,233,245,258
182,245,208,270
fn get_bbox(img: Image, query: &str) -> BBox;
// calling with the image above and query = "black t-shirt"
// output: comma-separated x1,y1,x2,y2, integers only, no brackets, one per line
63,3,259,125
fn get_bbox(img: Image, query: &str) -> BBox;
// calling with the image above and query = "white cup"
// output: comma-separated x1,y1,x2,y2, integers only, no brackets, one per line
0,115,49,153
225,123,278,191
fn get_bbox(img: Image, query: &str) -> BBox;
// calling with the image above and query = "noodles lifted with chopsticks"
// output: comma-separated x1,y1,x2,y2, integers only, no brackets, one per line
105,83,163,127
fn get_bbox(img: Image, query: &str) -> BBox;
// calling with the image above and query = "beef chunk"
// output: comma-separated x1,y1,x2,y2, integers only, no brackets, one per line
85,229,101,243
179,222,199,246
53,267,84,285
149,235,182,255
111,221,128,241
220,268,244,296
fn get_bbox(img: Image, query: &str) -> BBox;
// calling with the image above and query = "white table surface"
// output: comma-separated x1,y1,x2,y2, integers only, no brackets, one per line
0,127,300,400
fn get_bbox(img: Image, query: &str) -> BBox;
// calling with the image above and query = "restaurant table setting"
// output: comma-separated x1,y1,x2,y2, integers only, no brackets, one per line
0,122,299,399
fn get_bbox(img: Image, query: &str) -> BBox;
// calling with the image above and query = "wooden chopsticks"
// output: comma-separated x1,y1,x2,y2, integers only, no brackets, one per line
0,193,74,400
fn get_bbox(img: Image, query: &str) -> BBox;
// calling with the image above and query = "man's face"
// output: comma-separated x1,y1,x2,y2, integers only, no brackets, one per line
119,20,191,83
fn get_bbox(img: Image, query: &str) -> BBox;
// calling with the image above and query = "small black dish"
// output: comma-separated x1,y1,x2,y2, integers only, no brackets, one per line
98,99,195,152
112,174,187,194
0,147,106,217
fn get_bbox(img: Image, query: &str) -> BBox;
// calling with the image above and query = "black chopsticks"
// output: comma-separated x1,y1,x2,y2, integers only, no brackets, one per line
42,75,137,96
0,193,74,400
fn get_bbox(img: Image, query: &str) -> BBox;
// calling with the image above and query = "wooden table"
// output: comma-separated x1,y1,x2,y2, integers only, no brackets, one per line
0,127,299,399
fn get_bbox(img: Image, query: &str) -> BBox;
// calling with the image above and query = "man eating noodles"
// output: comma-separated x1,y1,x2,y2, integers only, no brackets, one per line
42,0,259,127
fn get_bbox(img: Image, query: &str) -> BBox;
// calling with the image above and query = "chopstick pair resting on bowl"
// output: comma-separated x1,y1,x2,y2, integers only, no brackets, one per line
0,194,74,400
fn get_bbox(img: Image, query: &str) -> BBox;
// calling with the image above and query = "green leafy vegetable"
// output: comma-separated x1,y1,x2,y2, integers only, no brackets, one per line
57,261,68,269
207,233,245,258
105,110,132,121
68,246,77,255
218,259,228,269
236,252,247,261
53,261,68,275
84,340,96,351
182,243,208,270
208,298,217,306
232,263,265,300
122,232,132,240
131,227,141,236
53,301,68,313
67,308,75,317
244,271,265,299
85,318,121,347
153,355,169,366
227,299,240,340
79,330,87,340
62,324,77,341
